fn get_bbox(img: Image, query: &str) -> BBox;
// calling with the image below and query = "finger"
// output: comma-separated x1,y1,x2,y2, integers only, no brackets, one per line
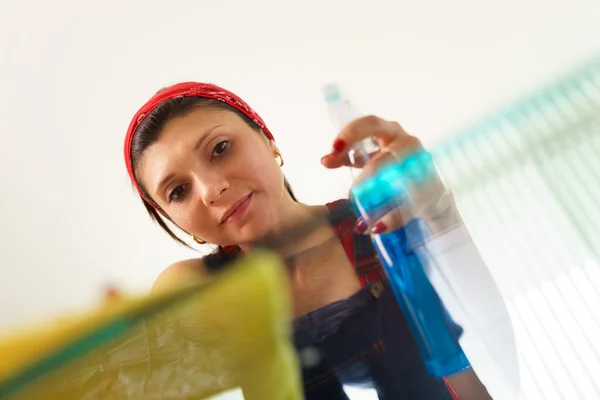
339,116,402,147
321,116,405,168
322,134,424,171
353,206,409,235
321,152,375,169
369,207,409,235
320,151,352,169
354,216,369,234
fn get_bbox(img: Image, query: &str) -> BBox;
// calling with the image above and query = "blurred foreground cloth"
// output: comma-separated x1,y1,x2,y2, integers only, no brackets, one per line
0,251,302,400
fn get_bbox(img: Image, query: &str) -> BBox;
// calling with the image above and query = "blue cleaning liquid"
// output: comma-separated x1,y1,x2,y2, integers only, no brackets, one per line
374,221,470,378
351,152,471,378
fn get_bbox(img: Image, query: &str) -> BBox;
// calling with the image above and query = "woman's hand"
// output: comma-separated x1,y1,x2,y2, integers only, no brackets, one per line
321,115,450,235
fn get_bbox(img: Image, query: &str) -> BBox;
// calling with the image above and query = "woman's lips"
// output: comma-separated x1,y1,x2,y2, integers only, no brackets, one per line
220,193,253,225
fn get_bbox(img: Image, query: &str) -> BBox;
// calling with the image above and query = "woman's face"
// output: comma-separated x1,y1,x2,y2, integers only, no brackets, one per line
137,106,286,246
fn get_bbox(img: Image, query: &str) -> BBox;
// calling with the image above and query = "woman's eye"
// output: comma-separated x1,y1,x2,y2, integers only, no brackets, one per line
168,185,186,202
212,140,230,158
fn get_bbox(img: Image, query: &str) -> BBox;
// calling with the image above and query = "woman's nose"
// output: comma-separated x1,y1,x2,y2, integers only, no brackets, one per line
198,177,230,206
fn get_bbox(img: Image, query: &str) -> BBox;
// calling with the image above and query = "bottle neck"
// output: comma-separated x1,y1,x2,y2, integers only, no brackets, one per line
326,100,381,173
348,138,381,168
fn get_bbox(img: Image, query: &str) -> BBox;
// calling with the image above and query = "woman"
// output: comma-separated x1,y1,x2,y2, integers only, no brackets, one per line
124,82,491,399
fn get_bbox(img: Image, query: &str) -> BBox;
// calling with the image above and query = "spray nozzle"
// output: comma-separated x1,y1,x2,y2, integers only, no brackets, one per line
322,83,342,103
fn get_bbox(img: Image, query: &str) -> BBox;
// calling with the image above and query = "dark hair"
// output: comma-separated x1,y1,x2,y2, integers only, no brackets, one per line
130,95,297,249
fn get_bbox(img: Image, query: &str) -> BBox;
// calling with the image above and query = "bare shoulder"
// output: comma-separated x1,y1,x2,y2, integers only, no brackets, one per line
151,257,208,295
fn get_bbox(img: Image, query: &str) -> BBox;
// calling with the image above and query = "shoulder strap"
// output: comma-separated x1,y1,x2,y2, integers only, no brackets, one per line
203,246,242,273
326,199,384,286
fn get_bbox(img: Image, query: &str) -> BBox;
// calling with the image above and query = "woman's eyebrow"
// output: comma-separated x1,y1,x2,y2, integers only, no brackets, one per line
193,124,224,151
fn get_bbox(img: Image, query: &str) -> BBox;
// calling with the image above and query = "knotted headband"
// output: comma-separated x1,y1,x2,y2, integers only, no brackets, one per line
124,82,274,209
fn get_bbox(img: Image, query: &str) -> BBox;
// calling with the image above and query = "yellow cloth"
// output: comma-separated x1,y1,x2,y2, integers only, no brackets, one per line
0,251,302,400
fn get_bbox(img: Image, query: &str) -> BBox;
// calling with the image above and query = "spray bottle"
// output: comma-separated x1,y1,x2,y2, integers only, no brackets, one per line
322,83,471,378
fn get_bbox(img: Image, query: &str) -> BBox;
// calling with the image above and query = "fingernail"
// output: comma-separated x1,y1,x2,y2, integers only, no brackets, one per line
371,222,387,234
354,218,368,233
332,139,346,154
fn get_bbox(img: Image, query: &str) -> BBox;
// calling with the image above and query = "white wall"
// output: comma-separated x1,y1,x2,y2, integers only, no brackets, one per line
1,0,599,334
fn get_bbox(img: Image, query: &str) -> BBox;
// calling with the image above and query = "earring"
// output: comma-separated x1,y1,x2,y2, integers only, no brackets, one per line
275,150,284,167
192,235,206,245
